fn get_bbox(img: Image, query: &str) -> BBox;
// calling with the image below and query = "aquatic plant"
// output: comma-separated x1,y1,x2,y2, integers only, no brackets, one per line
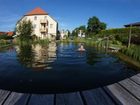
33,39,49,45
120,45,140,62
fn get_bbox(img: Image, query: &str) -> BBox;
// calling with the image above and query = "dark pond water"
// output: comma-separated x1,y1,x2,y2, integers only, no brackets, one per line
0,42,137,94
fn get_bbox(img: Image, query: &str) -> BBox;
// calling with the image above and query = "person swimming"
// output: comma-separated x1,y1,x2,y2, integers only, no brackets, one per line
78,44,85,51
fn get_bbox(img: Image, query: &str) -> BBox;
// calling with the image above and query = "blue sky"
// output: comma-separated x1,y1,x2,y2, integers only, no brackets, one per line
0,0,140,31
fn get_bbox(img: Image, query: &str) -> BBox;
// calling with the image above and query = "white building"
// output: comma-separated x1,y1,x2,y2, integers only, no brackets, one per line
60,30,69,40
16,7,58,40
78,30,85,38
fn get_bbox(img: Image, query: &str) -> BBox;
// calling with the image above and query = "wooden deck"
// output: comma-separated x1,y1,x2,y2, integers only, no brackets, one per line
0,73,140,105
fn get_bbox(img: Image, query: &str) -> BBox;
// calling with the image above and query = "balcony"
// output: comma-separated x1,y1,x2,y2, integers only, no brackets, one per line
40,28,48,33
40,20,48,24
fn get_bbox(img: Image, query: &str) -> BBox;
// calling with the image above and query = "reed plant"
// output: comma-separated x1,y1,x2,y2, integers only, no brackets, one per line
120,45,140,62
0,39,11,47
33,39,49,45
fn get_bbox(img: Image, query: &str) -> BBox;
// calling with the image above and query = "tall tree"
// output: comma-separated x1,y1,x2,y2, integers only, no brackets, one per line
100,22,107,30
87,16,107,35
78,25,87,33
72,28,79,37
16,19,33,41
72,25,87,37
66,30,71,37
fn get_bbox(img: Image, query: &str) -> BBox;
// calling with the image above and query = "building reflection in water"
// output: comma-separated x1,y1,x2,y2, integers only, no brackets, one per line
16,42,57,71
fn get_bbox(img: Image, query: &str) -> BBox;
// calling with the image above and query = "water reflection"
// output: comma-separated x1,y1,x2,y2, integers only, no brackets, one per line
0,42,137,94
16,42,57,70
16,44,34,67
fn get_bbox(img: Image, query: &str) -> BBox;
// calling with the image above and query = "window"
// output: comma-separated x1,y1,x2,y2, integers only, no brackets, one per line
34,16,37,20
44,16,47,19
50,24,53,28
33,24,36,29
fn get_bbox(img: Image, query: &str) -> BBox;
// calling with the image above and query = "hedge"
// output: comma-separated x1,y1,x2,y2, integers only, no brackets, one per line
97,27,140,44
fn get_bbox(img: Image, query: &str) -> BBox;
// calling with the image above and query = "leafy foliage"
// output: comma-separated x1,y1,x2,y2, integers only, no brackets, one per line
87,16,107,35
120,45,140,62
72,25,87,37
98,27,140,44
67,30,71,37
0,35,13,40
17,44,35,67
16,19,33,41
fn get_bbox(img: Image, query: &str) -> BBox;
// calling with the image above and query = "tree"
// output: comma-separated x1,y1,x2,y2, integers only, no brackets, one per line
16,19,33,41
17,44,35,67
56,30,61,40
78,25,87,33
72,25,87,37
100,22,107,30
0,34,13,40
66,30,71,37
72,28,79,37
87,16,107,35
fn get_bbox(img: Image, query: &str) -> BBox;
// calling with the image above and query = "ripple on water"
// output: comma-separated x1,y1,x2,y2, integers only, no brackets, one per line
0,43,137,94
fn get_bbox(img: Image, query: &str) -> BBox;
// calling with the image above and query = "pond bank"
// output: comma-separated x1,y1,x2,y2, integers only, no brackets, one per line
0,44,13,48
116,52,140,71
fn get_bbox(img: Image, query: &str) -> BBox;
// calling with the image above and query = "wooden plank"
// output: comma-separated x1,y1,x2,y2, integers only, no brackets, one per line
119,79,140,100
130,75,140,85
56,92,84,105
56,94,65,105
28,94,54,105
137,73,140,77
82,88,115,105
0,90,10,105
106,83,140,105
3,92,29,105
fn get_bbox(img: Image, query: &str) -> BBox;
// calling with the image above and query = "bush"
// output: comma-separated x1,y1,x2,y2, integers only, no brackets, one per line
120,45,140,62
33,39,49,45
0,35,13,40
16,19,33,42
98,27,140,44
0,39,11,46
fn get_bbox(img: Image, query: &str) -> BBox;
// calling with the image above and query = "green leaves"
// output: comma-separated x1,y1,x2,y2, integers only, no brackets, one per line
72,16,107,38
87,16,107,35
72,25,86,37
0,35,13,40
98,27,140,44
120,45,140,62
16,19,33,42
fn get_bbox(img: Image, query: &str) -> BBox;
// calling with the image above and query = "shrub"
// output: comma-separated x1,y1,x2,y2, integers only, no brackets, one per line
16,19,33,42
120,45,140,62
0,35,13,40
98,27,140,44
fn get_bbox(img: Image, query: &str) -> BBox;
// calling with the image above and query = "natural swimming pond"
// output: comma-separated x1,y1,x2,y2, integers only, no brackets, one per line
0,42,137,94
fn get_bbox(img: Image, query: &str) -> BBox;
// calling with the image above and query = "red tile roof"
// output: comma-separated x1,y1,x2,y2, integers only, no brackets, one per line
7,32,14,36
0,32,14,36
0,32,6,35
25,7,48,16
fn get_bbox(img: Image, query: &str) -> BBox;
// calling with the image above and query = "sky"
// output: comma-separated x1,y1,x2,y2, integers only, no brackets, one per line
0,0,140,32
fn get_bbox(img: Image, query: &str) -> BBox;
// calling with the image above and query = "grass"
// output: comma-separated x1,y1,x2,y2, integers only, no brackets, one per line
120,45,140,62
60,37,123,48
14,38,50,46
116,52,140,71
33,39,49,45
0,39,12,48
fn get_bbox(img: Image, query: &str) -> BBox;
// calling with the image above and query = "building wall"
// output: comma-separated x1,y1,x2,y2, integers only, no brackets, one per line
60,30,68,40
47,15,57,38
17,15,58,40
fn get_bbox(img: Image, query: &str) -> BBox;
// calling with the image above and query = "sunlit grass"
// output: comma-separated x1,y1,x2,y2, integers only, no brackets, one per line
120,45,140,62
